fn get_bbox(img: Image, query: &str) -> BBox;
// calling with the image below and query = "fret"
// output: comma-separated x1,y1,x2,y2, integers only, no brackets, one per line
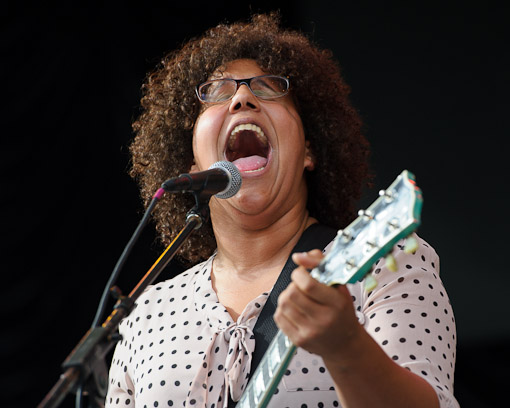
237,330,295,408
247,386,255,407
253,370,264,404
267,335,281,376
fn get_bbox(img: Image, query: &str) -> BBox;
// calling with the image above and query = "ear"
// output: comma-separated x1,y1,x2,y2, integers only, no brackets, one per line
304,140,315,171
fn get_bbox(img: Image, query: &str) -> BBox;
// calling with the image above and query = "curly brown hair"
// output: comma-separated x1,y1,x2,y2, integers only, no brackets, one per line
130,13,371,266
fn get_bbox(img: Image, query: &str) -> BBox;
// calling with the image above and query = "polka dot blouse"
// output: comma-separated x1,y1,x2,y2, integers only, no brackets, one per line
106,234,459,407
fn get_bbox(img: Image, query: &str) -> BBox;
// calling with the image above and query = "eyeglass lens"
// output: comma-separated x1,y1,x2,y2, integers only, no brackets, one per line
198,76,288,102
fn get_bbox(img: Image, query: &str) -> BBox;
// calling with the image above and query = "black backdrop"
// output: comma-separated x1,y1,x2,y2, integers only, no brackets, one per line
3,2,509,407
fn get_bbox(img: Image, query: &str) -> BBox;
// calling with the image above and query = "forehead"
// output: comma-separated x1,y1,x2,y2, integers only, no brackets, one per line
211,59,267,80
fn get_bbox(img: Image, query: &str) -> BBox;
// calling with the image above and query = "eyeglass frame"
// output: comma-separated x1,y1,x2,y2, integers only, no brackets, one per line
195,74,290,103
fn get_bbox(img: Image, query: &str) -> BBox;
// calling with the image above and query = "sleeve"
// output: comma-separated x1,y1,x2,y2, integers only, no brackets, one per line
105,315,136,408
354,234,459,407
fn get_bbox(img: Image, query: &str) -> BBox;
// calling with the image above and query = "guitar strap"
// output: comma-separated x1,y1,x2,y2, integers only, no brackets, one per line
248,223,337,379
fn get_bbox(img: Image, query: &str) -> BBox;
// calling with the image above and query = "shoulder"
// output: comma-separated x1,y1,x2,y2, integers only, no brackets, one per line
369,233,441,288
118,257,212,330
142,258,211,301
347,233,444,311
390,233,440,281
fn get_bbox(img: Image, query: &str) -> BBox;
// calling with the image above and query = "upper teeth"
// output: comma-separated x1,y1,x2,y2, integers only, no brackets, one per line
229,123,267,148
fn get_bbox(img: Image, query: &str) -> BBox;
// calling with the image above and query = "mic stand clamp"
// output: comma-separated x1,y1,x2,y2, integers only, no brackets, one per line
186,188,214,230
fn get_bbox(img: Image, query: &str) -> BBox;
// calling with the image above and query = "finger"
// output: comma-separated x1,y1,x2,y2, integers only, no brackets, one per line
273,307,312,349
274,284,320,343
291,249,324,269
273,309,298,337
274,284,302,330
278,280,324,319
290,267,338,304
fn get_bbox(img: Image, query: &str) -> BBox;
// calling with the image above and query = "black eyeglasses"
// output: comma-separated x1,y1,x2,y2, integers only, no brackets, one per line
195,75,290,103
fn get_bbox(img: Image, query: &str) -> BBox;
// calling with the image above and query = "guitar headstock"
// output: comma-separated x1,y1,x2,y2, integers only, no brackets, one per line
312,170,423,287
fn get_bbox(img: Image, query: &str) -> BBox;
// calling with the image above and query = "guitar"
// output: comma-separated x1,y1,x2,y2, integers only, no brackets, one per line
236,170,423,408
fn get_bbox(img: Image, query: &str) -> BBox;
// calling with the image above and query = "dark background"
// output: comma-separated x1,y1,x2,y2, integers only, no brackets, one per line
3,2,508,407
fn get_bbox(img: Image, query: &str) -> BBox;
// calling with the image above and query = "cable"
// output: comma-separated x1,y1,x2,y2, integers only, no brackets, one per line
90,188,164,328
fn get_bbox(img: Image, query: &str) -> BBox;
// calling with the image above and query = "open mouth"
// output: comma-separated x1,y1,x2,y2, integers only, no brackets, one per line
225,124,270,172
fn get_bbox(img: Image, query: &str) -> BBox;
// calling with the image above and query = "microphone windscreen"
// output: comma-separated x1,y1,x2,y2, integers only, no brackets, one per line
209,161,242,199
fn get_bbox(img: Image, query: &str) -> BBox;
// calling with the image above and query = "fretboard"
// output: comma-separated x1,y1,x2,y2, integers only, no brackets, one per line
236,329,296,408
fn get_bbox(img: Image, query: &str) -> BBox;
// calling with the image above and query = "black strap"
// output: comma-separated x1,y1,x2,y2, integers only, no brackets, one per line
249,223,337,378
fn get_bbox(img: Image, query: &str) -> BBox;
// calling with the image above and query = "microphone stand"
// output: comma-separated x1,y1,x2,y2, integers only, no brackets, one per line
38,191,211,408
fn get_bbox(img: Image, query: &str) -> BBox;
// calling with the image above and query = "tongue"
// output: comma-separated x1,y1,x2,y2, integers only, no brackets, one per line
233,155,268,172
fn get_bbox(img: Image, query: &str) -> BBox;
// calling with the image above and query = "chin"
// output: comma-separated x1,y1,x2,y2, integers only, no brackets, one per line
234,187,267,206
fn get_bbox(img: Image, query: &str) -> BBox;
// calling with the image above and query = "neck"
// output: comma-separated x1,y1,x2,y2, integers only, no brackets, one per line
207,188,316,320
210,202,316,281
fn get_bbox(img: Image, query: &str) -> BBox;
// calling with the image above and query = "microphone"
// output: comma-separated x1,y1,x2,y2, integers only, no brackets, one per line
161,161,242,199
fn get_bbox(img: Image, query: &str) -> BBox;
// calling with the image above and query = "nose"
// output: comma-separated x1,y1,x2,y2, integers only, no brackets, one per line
229,83,261,113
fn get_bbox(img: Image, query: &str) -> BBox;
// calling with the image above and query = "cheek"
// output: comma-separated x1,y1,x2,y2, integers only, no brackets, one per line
192,107,225,166
194,111,218,143
277,108,306,153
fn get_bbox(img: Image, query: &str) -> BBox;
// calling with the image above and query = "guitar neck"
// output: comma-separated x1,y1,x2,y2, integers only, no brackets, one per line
236,329,295,408
236,170,423,408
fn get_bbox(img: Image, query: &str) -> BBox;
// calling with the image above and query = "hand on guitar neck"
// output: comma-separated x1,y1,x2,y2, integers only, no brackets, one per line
274,249,441,408
274,250,362,361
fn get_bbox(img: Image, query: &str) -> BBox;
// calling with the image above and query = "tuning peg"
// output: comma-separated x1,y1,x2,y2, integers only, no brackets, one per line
345,257,357,270
387,218,400,231
337,229,353,243
379,189,395,202
404,236,418,254
358,209,374,220
364,274,378,292
365,240,378,253
385,254,398,272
